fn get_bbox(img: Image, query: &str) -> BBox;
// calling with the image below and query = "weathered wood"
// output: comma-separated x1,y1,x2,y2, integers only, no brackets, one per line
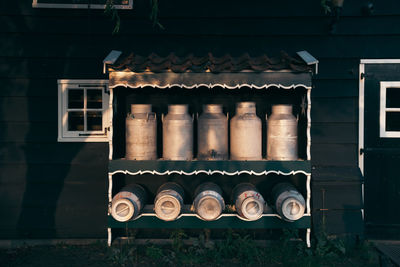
311,144,358,166
0,163,108,184
2,15,400,36
0,78,58,97
0,183,107,208
0,96,57,122
312,181,362,209
2,0,400,18
0,205,107,238
0,57,104,79
1,0,400,240
313,210,364,234
311,122,357,144
312,79,359,98
0,122,57,142
312,166,362,182
311,98,357,123
2,34,400,59
0,143,108,164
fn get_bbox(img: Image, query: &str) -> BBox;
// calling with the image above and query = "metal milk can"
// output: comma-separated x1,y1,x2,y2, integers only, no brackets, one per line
271,183,305,222
230,102,262,160
154,182,184,221
267,104,298,160
126,104,157,160
163,104,193,160
111,184,147,222
232,183,266,221
198,104,228,160
193,182,225,221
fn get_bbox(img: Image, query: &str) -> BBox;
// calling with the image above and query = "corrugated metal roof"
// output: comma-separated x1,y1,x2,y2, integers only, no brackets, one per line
109,52,312,73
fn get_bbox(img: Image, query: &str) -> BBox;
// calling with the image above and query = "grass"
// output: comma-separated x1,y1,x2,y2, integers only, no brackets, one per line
0,230,379,267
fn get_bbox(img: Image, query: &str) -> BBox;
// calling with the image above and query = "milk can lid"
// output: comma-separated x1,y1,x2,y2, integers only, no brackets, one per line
281,197,305,221
241,198,264,221
196,196,223,221
155,195,182,221
111,199,135,222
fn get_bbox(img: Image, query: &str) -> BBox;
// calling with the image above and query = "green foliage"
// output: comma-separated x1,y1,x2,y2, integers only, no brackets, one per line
314,232,346,258
104,229,378,267
170,229,188,253
105,0,163,34
149,0,164,29
321,0,332,14
107,244,137,266
105,0,121,34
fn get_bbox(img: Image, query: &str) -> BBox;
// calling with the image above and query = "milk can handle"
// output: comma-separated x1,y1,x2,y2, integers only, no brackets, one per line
146,112,155,122
161,113,164,122
226,112,229,121
265,114,268,121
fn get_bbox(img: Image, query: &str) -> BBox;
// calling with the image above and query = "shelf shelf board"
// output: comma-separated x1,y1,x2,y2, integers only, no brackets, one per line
109,159,311,176
108,214,311,229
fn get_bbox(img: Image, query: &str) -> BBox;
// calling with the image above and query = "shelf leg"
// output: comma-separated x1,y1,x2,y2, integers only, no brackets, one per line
107,228,112,247
306,228,311,248
306,174,311,215
108,173,113,205
108,228,112,247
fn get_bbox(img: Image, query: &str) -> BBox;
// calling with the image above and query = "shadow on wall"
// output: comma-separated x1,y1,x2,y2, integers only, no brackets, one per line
9,1,89,239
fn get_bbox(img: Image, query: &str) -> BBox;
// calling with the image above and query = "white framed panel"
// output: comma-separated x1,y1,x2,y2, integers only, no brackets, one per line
58,79,111,142
380,81,400,138
32,0,133,9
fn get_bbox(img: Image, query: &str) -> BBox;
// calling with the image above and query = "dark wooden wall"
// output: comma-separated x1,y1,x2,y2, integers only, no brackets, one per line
1,0,400,239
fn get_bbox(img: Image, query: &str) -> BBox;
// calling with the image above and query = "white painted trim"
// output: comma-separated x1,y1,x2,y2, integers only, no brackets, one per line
306,88,311,160
306,174,311,215
108,173,113,204
109,82,312,90
107,228,112,247
109,169,311,176
32,0,133,9
380,82,400,138
108,88,114,160
360,59,400,64
57,79,111,142
359,63,365,176
119,211,311,222
58,79,109,84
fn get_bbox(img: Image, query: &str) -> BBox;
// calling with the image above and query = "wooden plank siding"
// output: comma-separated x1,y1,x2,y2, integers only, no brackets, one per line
1,0,399,239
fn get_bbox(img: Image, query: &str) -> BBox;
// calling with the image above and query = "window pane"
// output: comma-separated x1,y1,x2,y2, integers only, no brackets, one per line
87,89,103,109
386,112,400,131
386,87,400,108
68,89,84,109
87,111,102,131
68,111,84,131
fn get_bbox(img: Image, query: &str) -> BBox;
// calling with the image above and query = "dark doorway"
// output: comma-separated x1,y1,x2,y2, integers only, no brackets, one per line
363,62,400,238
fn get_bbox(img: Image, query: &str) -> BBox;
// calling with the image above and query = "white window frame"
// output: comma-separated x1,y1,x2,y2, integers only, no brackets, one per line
58,79,111,142
380,81,400,138
32,0,133,9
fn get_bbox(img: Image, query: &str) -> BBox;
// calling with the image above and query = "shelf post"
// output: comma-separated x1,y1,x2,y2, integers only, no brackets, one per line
108,228,112,246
